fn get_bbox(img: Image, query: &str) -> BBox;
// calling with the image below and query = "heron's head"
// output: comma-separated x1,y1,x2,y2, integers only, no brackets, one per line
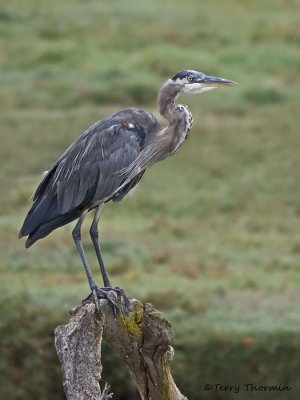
171,70,237,95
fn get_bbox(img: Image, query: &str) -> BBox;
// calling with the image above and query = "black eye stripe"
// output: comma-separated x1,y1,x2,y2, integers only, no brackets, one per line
171,70,205,82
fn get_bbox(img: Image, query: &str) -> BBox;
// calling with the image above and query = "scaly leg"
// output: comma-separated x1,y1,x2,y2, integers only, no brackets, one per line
89,205,131,312
89,204,111,287
72,209,99,308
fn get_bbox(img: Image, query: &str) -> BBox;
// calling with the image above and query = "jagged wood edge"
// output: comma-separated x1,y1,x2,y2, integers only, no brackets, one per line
55,294,188,400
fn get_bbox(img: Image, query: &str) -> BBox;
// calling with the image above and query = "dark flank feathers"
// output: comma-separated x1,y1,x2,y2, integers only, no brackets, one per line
19,108,161,247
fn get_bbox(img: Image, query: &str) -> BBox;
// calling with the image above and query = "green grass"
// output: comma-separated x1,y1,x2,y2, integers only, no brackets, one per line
0,0,300,399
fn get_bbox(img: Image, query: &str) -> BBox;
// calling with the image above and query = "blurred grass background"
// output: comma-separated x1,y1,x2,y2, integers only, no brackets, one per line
0,0,300,399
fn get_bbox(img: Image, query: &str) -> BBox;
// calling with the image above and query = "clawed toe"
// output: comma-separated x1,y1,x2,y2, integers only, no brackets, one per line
114,286,130,310
92,287,101,311
83,286,131,314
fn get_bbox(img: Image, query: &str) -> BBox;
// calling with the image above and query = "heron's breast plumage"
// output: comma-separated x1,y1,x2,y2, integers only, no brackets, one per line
184,105,193,136
170,104,193,152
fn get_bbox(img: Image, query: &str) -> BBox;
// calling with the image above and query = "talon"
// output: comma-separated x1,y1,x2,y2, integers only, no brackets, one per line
82,286,131,314
82,285,102,311
92,287,101,311
96,286,131,314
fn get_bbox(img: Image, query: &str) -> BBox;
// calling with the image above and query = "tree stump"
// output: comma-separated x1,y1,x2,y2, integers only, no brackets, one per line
54,292,187,400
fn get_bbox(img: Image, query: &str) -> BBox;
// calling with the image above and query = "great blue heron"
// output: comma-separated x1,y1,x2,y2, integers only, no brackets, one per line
19,70,236,306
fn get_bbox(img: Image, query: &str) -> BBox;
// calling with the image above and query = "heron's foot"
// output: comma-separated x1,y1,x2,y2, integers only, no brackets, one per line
82,285,102,311
83,286,131,314
97,286,131,314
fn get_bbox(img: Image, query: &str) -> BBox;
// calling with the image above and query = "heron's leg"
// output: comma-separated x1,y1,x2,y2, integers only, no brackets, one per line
90,204,111,288
72,209,99,306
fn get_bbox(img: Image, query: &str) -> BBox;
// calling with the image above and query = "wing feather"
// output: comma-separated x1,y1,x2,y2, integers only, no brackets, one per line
20,108,161,242
46,108,161,214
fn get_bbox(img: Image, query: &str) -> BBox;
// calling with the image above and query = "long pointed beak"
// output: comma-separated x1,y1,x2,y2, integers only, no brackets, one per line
200,75,238,87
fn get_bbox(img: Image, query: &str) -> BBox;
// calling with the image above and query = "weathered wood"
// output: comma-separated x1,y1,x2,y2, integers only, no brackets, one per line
54,292,187,400
54,302,112,400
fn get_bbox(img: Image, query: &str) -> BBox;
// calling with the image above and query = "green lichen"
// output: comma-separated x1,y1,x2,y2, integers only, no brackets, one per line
162,367,173,400
116,302,144,345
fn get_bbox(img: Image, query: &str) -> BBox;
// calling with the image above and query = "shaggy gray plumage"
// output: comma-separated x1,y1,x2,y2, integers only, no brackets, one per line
19,70,236,294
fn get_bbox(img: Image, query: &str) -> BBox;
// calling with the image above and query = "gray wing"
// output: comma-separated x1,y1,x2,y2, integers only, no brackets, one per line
34,108,161,214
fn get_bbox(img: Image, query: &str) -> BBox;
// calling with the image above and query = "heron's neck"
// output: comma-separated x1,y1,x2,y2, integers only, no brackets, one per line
157,80,181,123
157,80,193,144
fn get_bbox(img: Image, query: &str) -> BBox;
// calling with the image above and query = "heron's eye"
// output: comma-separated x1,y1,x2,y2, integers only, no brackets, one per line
187,76,193,82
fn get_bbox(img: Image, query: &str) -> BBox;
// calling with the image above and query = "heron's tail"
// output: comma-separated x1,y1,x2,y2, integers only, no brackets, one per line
24,210,81,248
19,194,81,248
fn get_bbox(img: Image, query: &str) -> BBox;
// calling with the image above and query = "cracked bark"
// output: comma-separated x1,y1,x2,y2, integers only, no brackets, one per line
54,294,187,400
